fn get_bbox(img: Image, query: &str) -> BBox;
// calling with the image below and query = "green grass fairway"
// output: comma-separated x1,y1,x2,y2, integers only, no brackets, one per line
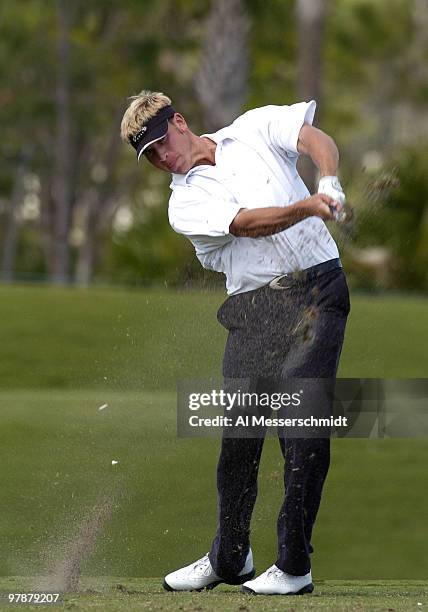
1,577,427,611
1,390,427,580
1,286,427,597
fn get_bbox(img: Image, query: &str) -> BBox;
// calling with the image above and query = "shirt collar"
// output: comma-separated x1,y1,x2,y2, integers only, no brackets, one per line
170,129,236,188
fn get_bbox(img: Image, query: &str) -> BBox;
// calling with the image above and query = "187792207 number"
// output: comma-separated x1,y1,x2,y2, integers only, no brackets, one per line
5,592,61,605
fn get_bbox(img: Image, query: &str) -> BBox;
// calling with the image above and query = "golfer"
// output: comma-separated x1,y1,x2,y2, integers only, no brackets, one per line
120,90,350,596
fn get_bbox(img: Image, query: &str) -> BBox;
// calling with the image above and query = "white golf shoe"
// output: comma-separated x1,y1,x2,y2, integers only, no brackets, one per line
242,564,313,595
163,549,255,592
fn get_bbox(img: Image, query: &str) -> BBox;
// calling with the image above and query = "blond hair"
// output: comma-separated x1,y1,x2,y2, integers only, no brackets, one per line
120,90,172,143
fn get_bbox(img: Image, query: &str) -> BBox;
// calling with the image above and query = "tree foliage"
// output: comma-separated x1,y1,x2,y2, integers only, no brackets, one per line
0,0,426,290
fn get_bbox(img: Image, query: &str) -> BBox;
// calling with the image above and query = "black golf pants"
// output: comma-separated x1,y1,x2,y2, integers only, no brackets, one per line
208,265,350,580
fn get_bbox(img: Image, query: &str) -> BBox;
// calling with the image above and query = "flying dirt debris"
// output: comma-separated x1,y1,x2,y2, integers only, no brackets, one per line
36,494,117,593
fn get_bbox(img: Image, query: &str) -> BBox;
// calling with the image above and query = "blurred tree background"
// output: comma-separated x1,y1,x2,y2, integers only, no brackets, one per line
0,0,427,291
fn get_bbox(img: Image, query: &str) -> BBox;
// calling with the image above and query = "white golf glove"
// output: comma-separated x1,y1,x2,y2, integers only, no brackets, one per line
318,176,346,222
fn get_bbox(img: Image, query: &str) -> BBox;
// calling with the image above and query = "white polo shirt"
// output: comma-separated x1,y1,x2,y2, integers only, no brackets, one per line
168,101,339,295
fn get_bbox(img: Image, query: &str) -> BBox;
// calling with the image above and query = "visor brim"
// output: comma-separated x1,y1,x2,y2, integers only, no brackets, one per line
136,119,169,162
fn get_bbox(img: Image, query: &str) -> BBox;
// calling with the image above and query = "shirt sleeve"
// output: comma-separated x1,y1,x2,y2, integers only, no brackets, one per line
168,187,242,238
236,101,317,156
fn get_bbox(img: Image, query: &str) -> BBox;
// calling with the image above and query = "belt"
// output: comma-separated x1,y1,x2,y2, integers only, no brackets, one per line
269,258,342,290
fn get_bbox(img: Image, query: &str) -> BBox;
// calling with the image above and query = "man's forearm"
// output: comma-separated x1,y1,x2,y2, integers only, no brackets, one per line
229,204,306,238
229,194,336,238
297,125,339,177
310,132,339,177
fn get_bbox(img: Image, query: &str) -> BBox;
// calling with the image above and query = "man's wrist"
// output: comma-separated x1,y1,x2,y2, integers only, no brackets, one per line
318,174,339,183
291,200,313,221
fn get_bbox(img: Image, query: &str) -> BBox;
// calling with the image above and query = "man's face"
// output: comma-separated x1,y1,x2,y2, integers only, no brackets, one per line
144,114,191,174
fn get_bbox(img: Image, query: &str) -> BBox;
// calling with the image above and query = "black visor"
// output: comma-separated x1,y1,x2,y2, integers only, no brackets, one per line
129,105,176,161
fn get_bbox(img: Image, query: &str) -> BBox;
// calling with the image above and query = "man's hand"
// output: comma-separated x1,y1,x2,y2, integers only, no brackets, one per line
300,194,340,221
318,175,345,203
317,176,346,222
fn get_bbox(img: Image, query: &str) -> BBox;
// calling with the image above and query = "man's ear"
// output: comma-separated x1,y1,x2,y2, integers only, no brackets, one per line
172,113,188,133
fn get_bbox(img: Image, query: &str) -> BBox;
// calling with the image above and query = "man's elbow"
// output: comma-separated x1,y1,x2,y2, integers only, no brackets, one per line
320,131,339,162
327,134,339,159
229,209,247,236
229,218,241,236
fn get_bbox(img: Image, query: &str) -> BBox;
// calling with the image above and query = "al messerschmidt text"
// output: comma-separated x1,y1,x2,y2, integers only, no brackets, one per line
189,415,349,427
